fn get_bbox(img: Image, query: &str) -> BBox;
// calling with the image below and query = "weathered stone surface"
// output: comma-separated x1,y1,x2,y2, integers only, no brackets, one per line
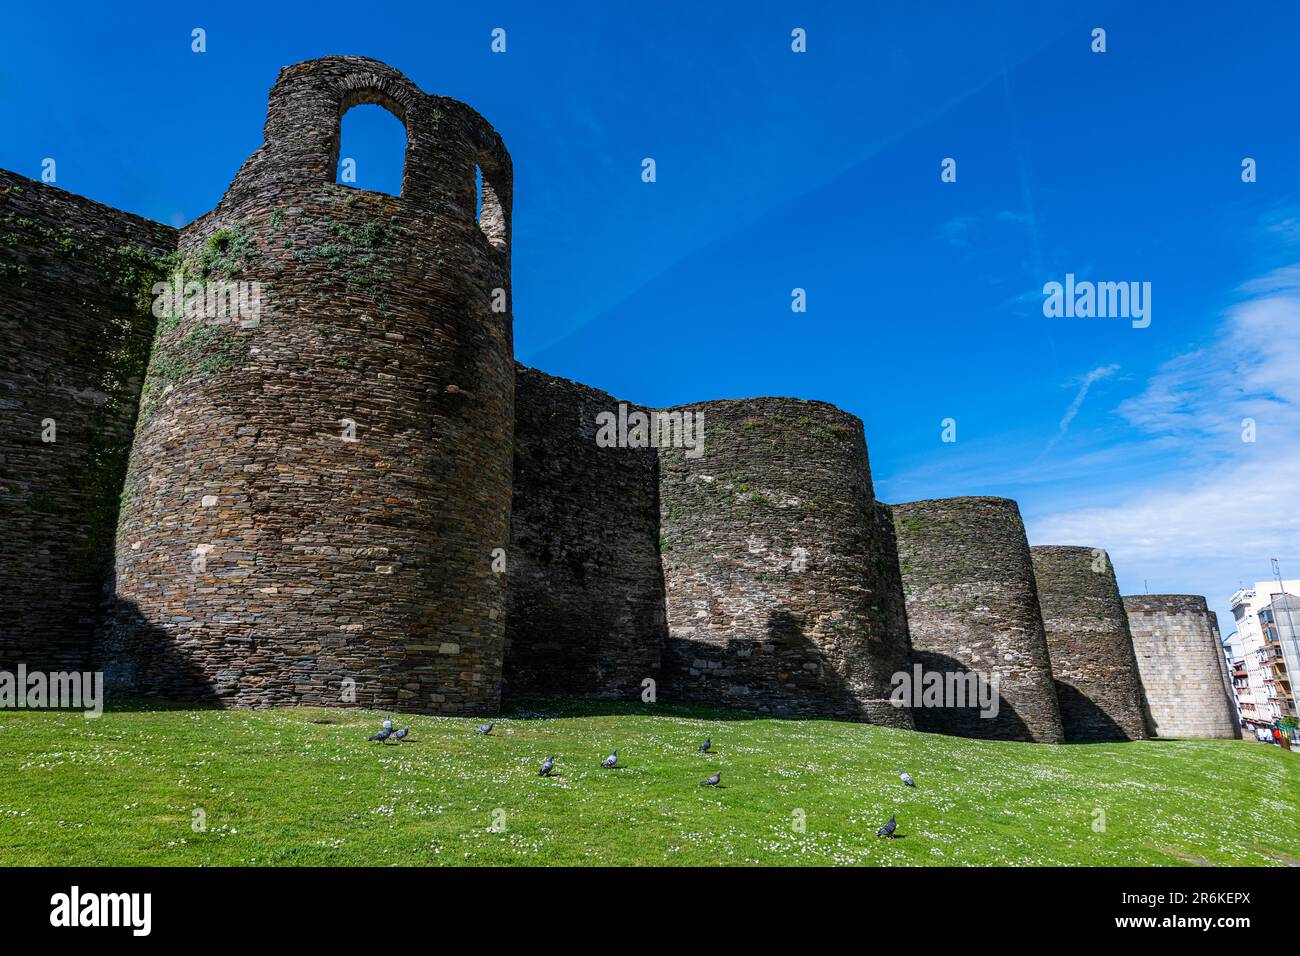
505,366,664,699
3,56,1194,744
1123,594,1241,740
656,398,913,726
0,170,176,672
1,59,916,728
98,57,515,714
1031,546,1149,741
890,497,1064,743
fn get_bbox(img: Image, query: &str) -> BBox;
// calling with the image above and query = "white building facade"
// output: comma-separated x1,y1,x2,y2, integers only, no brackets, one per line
1228,580,1300,743
1222,630,1254,730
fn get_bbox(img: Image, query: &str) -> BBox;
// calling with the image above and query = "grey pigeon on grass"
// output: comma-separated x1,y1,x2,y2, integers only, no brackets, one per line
601,750,618,768
701,771,721,787
898,768,915,787
539,756,555,777
876,814,897,838
475,722,494,735
368,728,392,742
391,727,409,741
699,738,711,752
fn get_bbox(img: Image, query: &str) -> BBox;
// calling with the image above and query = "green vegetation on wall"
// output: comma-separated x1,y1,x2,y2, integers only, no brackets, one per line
0,211,176,575
136,226,258,426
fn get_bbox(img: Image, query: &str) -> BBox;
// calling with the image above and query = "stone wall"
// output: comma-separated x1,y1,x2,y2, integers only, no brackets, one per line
657,398,913,726
3,55,1219,742
1123,594,1241,739
98,57,515,714
1030,546,1149,741
1,58,915,728
0,171,175,672
505,365,664,698
890,497,1064,743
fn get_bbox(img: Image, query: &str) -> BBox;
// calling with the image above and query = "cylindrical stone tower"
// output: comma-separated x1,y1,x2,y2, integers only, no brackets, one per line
890,497,1064,743
100,57,515,714
1123,594,1241,739
1030,546,1149,741
657,398,913,727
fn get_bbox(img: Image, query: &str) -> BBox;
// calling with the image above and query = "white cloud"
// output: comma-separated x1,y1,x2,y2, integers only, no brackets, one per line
1259,207,1300,246
1028,268,1300,620
1116,290,1300,443
935,214,976,248
1041,363,1119,456
1030,452,1300,560
933,209,1034,250
1240,262,1300,295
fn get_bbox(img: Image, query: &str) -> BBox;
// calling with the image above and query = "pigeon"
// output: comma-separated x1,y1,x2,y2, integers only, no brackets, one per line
391,727,409,741
539,756,555,777
475,722,494,735
876,813,898,838
601,750,618,768
701,771,721,787
699,738,711,752
368,727,392,742
899,768,915,787
382,719,393,731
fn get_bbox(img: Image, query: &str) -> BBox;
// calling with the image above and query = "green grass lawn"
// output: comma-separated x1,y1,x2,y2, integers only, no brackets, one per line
0,701,1296,866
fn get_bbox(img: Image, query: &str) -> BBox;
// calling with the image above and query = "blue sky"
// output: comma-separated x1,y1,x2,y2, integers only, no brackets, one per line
3,1,1298,631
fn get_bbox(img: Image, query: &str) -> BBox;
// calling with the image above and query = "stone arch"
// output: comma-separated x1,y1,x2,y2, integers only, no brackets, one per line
230,57,514,251
333,98,408,196
105,56,518,717
254,57,436,202
475,147,509,253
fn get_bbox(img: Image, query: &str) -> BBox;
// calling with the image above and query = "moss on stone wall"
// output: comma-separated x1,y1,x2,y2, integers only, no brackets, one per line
78,245,174,571
0,185,176,647
289,197,413,317
0,213,173,567
134,225,259,425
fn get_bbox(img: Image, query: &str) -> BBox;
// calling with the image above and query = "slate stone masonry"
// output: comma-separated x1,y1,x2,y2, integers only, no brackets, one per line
0,170,175,673
1031,546,1150,741
1123,594,1241,739
890,497,1064,743
99,57,515,713
505,366,665,699
656,398,914,727
0,56,1235,737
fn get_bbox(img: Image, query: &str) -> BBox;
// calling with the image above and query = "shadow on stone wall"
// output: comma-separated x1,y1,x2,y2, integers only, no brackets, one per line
95,595,221,707
663,607,866,719
909,650,1036,742
504,369,667,702
1054,681,1130,743
1138,691,1158,740
502,462,667,700
505,697,781,722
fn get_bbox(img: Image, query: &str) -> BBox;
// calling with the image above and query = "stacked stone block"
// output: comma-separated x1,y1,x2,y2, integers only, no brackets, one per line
656,398,913,726
0,171,175,672
99,57,515,713
0,55,1226,741
1030,546,1149,741
890,497,1064,743
505,366,664,698
1123,594,1241,739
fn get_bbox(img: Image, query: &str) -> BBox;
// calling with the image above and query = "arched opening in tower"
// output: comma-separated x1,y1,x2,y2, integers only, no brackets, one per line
335,102,406,196
475,154,509,253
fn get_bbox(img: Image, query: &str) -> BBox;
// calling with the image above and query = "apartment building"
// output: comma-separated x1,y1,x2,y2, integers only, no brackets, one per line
1229,580,1300,745
1222,630,1256,731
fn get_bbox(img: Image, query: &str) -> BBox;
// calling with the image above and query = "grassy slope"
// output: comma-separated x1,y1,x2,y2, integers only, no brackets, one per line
0,701,1296,866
